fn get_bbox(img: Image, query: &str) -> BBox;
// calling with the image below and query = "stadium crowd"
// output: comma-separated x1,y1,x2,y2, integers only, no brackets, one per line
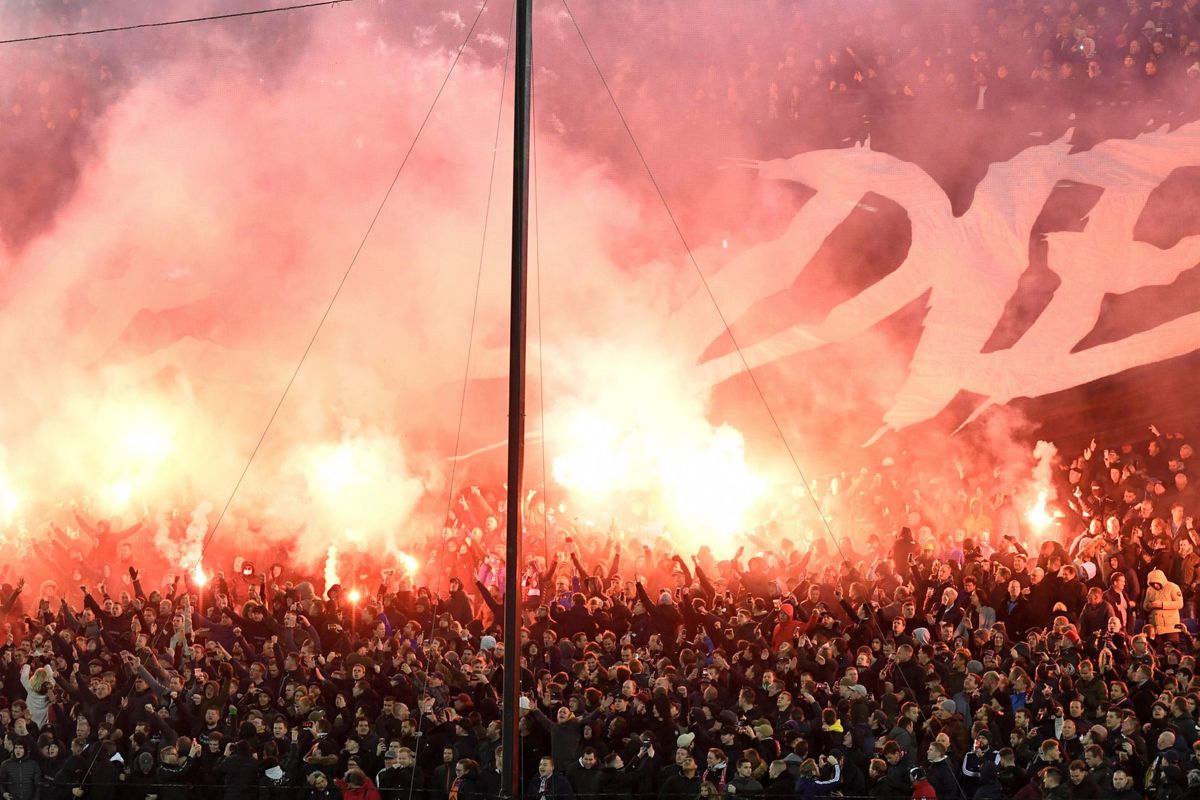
0,2,1199,800
0,424,1194,800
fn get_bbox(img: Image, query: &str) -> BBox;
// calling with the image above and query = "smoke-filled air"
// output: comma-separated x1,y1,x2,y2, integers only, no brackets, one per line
1,0,1198,590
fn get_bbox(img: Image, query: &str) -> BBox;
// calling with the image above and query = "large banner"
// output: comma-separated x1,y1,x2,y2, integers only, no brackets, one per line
687,122,1200,443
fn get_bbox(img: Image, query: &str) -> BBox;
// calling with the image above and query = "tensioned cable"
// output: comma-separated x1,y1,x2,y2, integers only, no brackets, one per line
557,7,974,795
408,6,516,798
0,0,355,45
556,0,839,548
193,0,493,565
68,2,494,790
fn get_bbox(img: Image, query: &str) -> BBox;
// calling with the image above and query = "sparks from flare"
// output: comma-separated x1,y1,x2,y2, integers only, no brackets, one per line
192,565,208,587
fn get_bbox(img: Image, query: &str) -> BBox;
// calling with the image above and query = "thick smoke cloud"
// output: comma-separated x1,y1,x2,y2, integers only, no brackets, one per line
0,0,1196,576
0,0,775,570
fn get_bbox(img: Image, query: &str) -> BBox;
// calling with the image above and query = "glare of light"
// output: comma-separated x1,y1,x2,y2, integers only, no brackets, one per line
552,412,631,495
399,552,418,574
191,566,208,587
1026,489,1052,533
348,588,362,604
552,402,765,549
313,445,359,496
662,426,766,539
0,485,19,525
120,414,174,463
103,480,133,511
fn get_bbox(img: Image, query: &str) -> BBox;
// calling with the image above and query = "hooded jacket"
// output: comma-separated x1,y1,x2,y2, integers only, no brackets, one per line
771,605,804,647
1143,569,1184,632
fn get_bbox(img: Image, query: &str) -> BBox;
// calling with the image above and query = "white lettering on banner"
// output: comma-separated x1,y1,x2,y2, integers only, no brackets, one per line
689,123,1200,441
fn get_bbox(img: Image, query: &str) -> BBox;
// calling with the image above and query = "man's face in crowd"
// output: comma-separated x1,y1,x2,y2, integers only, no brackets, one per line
581,752,597,769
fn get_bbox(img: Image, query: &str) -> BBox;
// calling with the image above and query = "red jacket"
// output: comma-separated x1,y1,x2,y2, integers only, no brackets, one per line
771,604,805,647
912,778,936,800
336,777,381,800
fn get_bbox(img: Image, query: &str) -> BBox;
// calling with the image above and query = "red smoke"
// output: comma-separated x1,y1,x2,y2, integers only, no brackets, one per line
0,1,1197,583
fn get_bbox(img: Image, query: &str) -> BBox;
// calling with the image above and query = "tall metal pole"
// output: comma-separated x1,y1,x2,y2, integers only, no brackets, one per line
501,0,532,797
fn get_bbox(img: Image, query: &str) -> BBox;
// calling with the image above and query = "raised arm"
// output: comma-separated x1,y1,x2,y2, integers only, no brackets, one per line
111,519,144,541
635,582,654,612
0,579,24,614
73,512,100,541
474,580,503,619
694,563,716,600
670,555,692,585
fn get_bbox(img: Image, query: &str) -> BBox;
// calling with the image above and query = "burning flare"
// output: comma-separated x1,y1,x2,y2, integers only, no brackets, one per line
1026,489,1052,533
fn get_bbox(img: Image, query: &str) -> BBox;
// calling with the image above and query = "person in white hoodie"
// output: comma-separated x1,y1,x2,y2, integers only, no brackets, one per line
19,663,53,730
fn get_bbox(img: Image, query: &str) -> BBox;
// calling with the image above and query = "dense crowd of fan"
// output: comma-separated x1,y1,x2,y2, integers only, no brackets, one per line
1,2,1199,800
0,424,1194,800
4,0,1200,149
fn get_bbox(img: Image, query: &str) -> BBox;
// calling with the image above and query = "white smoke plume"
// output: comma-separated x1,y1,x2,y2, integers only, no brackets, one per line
153,501,212,569
324,545,340,595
